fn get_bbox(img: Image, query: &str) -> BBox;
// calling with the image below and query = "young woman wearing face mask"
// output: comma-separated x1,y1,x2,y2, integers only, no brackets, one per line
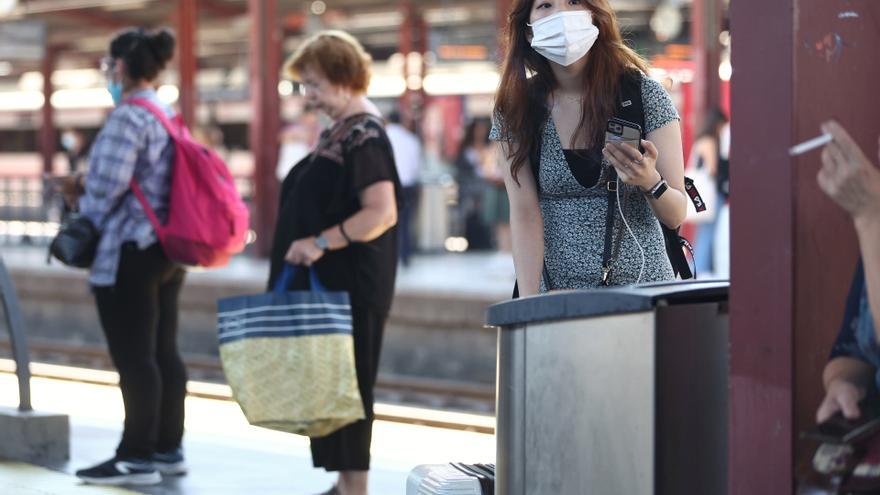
56,27,188,486
491,0,688,295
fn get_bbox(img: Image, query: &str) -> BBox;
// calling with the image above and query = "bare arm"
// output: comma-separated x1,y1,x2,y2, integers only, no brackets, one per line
326,181,398,245
285,181,397,266
819,121,880,337
688,137,719,177
499,142,544,297
645,121,688,228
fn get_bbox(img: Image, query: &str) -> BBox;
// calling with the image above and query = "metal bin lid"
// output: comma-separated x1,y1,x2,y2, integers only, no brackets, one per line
485,280,729,327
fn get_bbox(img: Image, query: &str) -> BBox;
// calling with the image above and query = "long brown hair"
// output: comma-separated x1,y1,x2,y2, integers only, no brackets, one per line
494,0,650,183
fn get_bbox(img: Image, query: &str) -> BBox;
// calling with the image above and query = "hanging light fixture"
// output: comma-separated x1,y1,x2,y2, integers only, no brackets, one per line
650,1,683,43
0,0,18,16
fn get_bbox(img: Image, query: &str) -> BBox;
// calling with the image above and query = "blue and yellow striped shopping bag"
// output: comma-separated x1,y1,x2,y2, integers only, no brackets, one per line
217,265,364,437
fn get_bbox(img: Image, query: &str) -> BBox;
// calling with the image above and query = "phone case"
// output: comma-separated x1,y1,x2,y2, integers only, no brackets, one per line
605,118,642,151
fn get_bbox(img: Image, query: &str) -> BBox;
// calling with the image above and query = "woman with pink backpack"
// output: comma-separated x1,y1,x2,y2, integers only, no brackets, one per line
56,26,189,486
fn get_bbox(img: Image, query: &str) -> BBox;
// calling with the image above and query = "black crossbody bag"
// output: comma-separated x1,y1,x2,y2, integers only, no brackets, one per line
49,213,100,268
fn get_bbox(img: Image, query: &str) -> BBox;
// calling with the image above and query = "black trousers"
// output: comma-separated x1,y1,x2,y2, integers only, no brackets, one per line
93,242,187,460
310,304,386,471
398,185,420,266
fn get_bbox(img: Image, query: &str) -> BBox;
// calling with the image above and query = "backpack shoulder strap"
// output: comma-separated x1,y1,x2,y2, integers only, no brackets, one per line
615,70,646,132
128,98,180,141
126,98,174,233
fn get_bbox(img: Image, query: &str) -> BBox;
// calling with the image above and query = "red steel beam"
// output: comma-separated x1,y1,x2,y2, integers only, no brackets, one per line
398,0,427,130
199,0,246,18
398,0,412,126
47,9,133,30
248,0,281,257
40,46,57,175
177,0,197,128
690,0,723,125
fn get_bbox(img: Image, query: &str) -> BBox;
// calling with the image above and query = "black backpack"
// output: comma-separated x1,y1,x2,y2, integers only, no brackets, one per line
612,72,695,281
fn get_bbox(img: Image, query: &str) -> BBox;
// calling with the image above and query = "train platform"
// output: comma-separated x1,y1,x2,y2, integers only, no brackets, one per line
0,368,496,494
0,243,517,300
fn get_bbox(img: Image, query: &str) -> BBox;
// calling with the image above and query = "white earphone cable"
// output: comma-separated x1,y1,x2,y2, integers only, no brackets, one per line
615,180,645,285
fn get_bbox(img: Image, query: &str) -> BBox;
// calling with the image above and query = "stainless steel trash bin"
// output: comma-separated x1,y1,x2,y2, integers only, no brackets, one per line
486,280,729,495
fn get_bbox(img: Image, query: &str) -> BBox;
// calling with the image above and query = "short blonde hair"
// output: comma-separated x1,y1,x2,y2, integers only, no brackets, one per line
284,30,372,92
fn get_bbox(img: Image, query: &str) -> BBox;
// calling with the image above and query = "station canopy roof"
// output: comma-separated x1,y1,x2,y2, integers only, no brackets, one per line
0,0,684,79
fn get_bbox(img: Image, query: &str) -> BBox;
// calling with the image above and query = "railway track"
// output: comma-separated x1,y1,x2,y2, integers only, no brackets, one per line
0,338,496,433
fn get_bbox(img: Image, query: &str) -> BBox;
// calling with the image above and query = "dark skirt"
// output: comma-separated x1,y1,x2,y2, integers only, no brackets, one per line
310,304,386,471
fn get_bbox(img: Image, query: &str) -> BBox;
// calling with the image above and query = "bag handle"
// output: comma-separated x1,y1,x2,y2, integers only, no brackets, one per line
273,264,328,293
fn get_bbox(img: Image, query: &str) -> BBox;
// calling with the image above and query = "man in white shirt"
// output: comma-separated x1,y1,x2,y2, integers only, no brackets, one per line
385,111,422,267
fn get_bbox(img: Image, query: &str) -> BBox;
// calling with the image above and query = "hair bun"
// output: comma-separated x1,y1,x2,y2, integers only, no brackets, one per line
148,28,176,65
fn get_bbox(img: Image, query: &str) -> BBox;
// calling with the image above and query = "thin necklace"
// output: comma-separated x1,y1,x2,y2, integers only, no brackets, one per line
555,92,584,103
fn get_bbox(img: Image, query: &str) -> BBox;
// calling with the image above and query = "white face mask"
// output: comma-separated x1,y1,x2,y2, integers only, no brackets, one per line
528,10,599,67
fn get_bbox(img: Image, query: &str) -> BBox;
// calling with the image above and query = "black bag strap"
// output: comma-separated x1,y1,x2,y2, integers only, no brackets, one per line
601,176,618,285
600,171,629,285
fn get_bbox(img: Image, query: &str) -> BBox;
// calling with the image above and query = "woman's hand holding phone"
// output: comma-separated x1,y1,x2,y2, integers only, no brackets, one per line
603,138,662,191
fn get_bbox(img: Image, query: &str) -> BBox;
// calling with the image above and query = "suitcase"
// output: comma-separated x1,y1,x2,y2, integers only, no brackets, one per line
406,463,495,495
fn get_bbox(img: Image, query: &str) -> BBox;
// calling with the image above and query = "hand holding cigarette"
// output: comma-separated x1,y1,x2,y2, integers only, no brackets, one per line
816,120,880,222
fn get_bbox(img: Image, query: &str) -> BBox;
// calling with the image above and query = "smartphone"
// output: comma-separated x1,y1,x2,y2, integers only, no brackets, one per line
802,400,880,445
605,117,643,152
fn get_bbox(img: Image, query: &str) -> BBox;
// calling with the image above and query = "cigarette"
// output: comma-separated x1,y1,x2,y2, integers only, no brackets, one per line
789,133,832,156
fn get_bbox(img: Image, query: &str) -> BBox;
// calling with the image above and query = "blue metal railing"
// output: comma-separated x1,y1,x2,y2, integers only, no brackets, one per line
0,175,57,247
0,255,32,411
0,174,255,247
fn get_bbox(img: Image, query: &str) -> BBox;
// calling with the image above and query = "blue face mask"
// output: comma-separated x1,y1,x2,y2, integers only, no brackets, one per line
107,80,124,106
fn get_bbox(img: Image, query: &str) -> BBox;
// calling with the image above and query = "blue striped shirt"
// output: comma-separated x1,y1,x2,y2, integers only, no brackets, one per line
830,261,880,387
78,88,175,286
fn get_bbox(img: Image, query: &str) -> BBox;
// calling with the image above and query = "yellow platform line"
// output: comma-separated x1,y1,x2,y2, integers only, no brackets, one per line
0,359,495,434
0,462,139,495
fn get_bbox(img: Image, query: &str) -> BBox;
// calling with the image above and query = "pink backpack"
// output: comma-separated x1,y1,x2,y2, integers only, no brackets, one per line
128,98,249,267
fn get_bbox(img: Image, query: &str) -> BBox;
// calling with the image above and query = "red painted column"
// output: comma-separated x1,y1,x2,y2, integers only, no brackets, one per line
40,46,57,175
728,0,794,490
397,0,428,131
177,0,197,128
398,0,412,125
248,0,281,256
729,1,880,493
412,15,427,130
690,0,722,123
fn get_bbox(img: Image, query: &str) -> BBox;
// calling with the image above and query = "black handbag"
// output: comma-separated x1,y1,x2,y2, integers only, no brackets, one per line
49,214,99,268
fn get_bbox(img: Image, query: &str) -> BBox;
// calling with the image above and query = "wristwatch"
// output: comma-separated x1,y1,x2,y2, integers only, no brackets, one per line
644,178,669,199
314,235,329,251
